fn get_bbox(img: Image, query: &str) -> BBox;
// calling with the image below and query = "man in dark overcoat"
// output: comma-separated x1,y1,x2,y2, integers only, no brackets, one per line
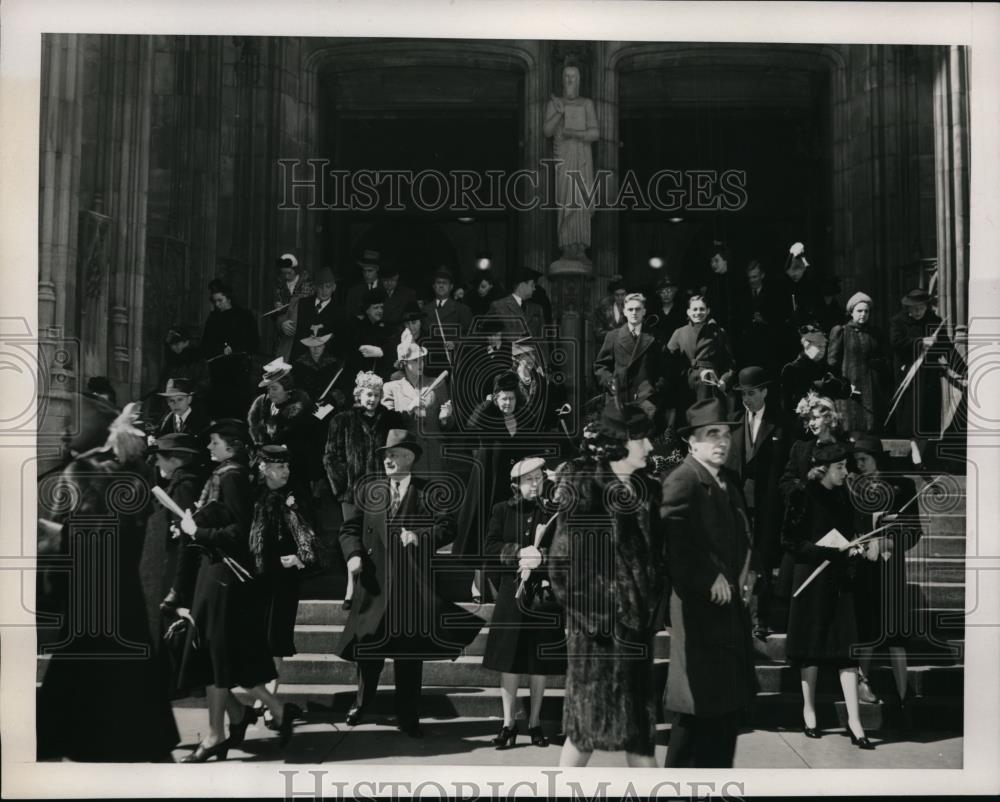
338,429,484,737
291,266,346,362
660,399,757,768
724,367,788,640
594,292,667,420
488,266,546,340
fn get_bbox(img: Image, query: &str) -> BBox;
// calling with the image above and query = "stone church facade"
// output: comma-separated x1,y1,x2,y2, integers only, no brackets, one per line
37,36,969,443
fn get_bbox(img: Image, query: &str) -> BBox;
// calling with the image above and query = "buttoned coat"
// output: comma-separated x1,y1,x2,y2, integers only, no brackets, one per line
336,476,483,660
660,455,757,718
725,405,788,570
594,324,666,413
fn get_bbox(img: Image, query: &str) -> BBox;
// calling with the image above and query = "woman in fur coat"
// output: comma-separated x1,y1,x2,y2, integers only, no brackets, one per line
549,402,666,767
247,358,315,478
323,372,402,519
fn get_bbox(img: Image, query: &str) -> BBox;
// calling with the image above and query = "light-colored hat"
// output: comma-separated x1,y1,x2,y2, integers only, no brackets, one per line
845,291,873,314
259,357,294,387
278,252,299,270
300,324,333,348
157,377,195,397
510,456,546,481
396,328,427,364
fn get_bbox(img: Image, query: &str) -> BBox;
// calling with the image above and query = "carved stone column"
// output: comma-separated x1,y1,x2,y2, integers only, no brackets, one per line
933,45,970,329
38,34,86,447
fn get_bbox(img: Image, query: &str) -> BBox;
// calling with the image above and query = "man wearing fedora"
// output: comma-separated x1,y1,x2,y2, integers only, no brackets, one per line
661,398,757,768
345,250,383,318
380,263,417,328
272,253,314,361
143,432,206,639
425,267,473,366
338,429,483,738
725,367,788,640
155,378,211,443
489,266,545,340
291,266,344,362
594,292,667,421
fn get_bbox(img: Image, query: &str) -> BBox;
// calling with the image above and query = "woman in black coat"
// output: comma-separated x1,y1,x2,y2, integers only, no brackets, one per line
780,325,852,432
849,435,924,717
828,294,889,433
176,420,298,761
454,371,539,602
549,403,666,767
482,458,566,749
201,279,260,419
782,442,872,748
37,405,180,762
248,359,315,481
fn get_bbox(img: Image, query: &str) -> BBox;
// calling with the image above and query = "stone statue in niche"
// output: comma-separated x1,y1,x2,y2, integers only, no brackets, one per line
545,64,599,272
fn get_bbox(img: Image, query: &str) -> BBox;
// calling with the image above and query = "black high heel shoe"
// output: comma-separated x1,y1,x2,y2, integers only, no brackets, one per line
276,703,301,748
228,705,259,747
180,739,230,763
492,724,517,749
803,726,822,739
527,726,548,747
847,729,875,749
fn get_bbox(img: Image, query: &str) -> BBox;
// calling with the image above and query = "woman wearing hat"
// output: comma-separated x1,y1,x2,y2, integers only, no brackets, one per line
249,444,320,722
37,404,180,762
828,292,889,433
381,335,454,479
780,393,849,495
781,442,872,748
848,435,923,721
175,419,298,760
780,323,852,424
272,253,314,361
324,372,402,521
454,371,538,602
292,324,349,407
248,358,315,479
482,457,566,748
549,402,665,767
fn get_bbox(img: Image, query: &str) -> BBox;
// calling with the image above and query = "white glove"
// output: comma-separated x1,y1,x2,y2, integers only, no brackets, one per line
280,554,306,569
400,528,419,548
347,555,363,575
179,509,197,536
359,345,384,358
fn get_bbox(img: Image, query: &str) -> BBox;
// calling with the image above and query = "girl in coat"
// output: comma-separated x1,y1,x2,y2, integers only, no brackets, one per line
828,293,889,433
176,419,298,761
482,457,566,748
549,402,665,767
848,435,924,721
782,442,873,748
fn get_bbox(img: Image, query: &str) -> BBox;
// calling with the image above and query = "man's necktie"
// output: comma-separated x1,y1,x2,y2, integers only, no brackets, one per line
631,329,639,341
389,481,401,518
175,416,183,432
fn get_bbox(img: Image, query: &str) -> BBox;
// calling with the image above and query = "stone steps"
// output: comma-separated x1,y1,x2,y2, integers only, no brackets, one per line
188,685,960,731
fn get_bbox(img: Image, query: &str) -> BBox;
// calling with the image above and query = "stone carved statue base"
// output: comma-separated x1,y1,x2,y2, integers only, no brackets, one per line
549,251,593,276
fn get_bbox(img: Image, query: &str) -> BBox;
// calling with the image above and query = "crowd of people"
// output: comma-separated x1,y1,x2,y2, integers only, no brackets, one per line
36,241,965,766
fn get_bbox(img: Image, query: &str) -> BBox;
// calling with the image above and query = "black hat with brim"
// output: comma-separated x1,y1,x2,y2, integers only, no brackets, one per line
151,433,202,455
204,418,249,443
599,401,654,441
812,442,854,466
375,428,423,460
677,399,741,436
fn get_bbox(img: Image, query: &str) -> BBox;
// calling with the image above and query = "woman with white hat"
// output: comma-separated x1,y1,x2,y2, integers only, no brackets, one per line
381,332,454,478
482,457,566,749
828,292,889,433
